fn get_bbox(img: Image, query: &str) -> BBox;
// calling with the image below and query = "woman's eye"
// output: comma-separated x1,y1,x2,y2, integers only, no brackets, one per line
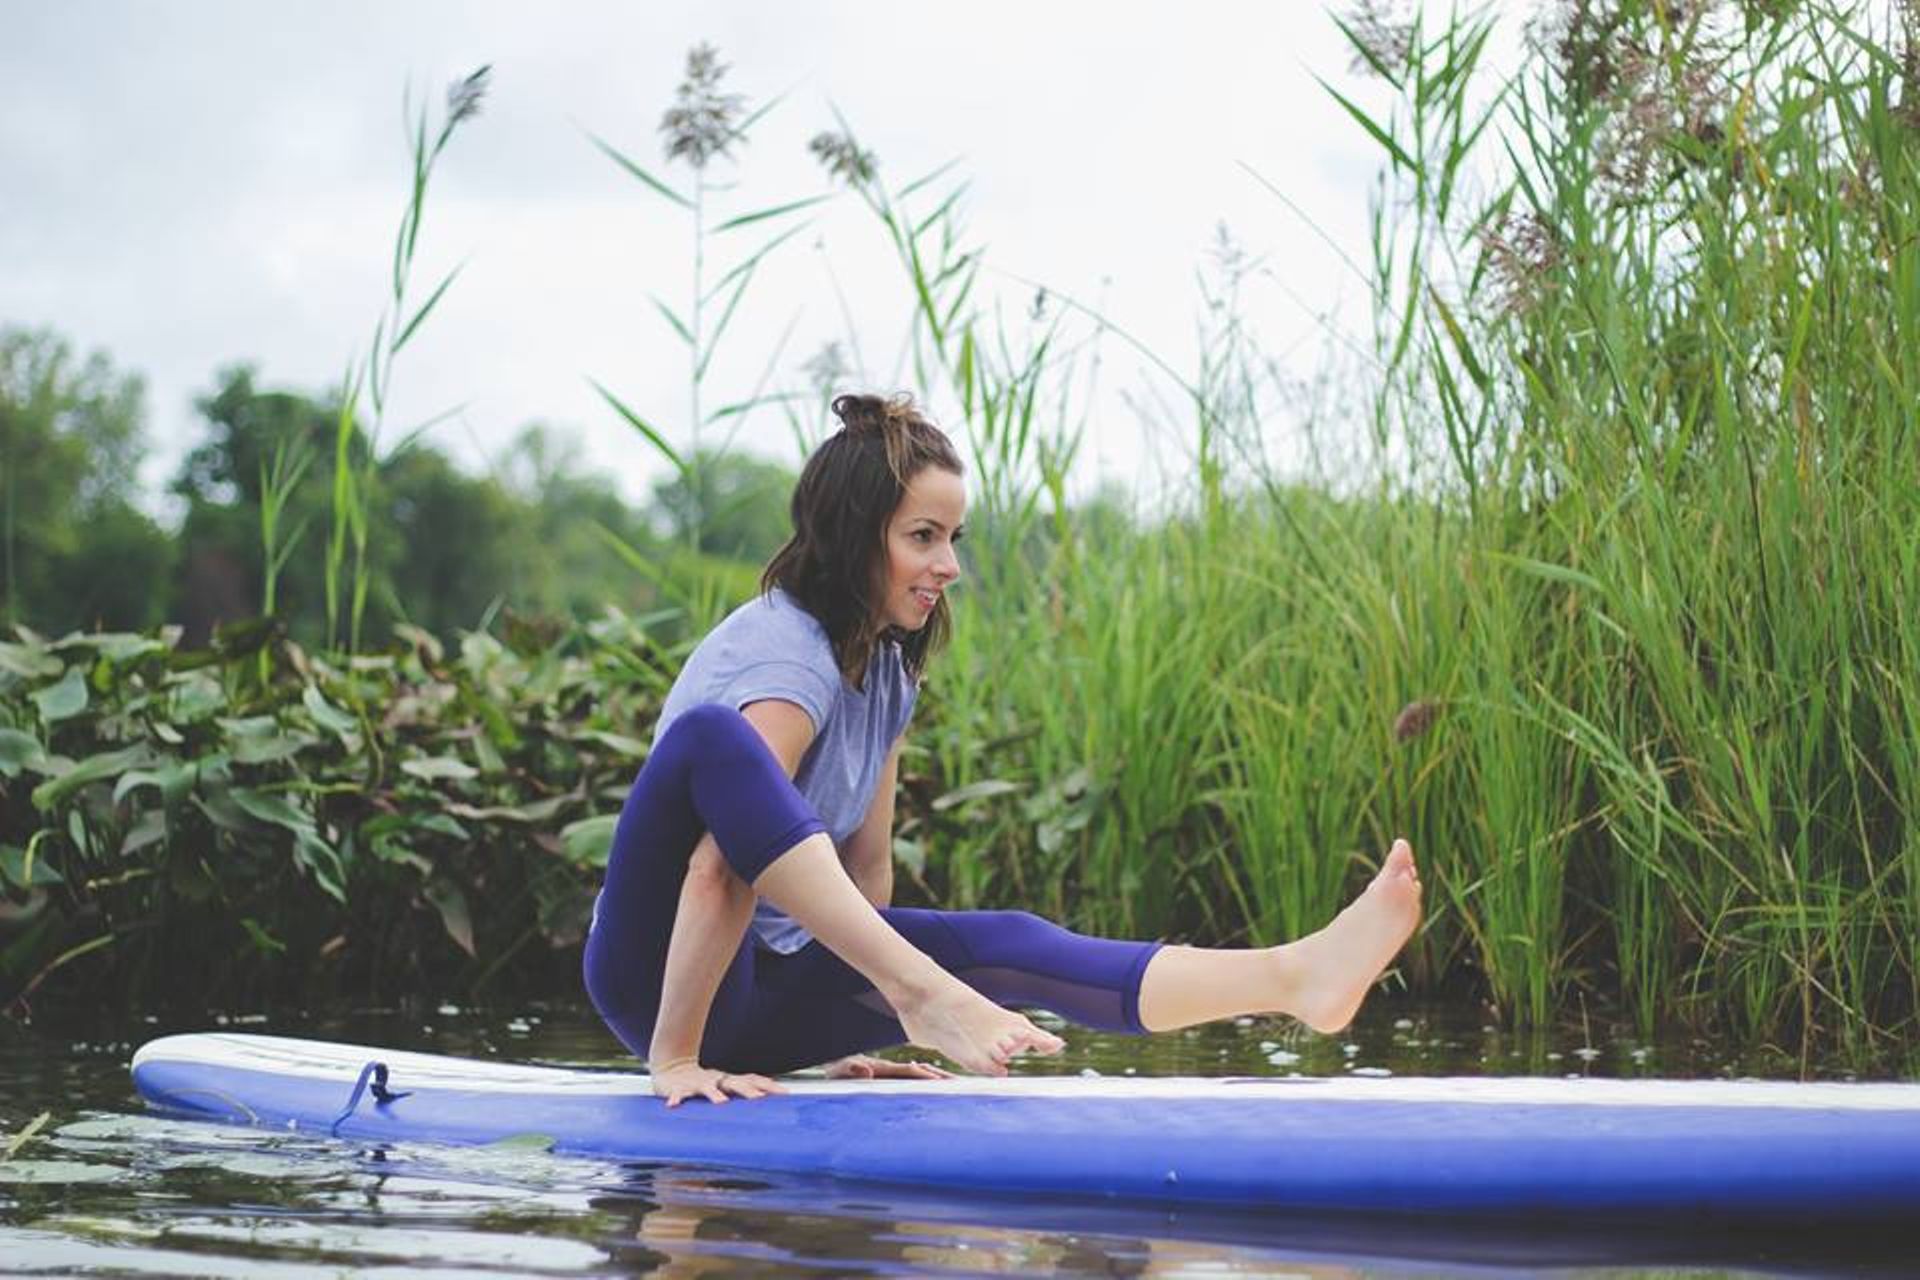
912,530,933,543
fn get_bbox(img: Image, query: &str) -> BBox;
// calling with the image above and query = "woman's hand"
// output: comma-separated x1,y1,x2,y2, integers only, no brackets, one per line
649,1057,785,1108
823,1053,953,1081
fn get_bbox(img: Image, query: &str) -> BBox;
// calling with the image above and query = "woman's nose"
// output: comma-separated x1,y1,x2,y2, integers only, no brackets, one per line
936,544,961,582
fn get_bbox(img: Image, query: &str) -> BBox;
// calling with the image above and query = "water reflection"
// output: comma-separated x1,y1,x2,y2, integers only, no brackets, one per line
2,999,1915,1276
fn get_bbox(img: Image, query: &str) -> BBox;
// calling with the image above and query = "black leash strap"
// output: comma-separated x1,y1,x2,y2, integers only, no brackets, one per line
329,1060,412,1136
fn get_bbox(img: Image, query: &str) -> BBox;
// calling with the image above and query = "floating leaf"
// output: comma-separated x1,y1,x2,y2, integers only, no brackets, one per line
0,1159,124,1184
485,1132,556,1151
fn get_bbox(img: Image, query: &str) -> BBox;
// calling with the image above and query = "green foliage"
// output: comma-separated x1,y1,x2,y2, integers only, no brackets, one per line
647,447,797,562
7,14,1919,1062
0,328,173,634
0,610,673,1008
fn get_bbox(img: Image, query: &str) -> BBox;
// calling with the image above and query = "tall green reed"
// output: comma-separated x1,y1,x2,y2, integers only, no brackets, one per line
587,46,821,556
1326,0,1920,1046
324,67,490,655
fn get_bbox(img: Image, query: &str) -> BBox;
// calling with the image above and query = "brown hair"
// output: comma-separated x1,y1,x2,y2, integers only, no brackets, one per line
761,393,964,687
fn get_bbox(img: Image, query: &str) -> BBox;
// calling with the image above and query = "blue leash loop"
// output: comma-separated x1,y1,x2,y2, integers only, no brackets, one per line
329,1060,411,1137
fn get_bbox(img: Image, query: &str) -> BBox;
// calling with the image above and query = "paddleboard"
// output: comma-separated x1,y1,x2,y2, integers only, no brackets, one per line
130,1032,1920,1221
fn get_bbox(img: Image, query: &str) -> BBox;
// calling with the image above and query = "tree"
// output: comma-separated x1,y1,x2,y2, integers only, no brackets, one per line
0,326,171,633
171,365,348,646
647,448,796,564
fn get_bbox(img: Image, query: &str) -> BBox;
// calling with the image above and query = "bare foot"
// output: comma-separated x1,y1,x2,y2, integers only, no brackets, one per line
1274,838,1423,1034
896,982,1066,1076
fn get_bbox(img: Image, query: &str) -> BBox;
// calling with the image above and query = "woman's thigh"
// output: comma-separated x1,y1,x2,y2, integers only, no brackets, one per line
580,762,759,1061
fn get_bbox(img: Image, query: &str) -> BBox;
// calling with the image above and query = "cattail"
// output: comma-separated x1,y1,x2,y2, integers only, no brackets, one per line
660,44,747,170
1393,698,1439,743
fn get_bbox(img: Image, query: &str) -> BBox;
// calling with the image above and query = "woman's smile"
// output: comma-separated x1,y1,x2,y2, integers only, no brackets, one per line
882,466,966,631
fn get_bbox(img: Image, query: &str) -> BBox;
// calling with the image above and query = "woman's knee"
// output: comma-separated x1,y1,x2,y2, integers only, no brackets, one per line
656,702,753,756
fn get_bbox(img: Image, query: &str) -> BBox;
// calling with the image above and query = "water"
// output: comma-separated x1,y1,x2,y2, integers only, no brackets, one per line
2,999,1912,1277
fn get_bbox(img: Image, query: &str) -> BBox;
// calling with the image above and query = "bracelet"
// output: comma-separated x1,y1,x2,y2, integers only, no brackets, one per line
650,1054,699,1074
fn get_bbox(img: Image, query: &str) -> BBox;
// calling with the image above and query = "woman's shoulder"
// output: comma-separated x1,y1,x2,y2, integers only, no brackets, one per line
716,588,830,649
699,589,838,681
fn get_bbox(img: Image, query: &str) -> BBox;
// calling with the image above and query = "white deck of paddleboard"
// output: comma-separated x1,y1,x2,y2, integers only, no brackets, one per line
132,1033,1920,1111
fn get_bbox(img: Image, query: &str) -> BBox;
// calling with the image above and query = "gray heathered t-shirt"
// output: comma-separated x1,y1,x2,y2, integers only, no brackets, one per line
654,588,918,953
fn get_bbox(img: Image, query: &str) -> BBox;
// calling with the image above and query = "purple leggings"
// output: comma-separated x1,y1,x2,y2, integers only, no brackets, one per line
582,703,1163,1074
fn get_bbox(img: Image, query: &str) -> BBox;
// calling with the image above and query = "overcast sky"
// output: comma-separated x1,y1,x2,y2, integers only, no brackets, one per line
2,2,1458,515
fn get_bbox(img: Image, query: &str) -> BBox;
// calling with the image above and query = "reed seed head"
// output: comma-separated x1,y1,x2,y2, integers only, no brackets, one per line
1899,0,1920,130
445,65,491,128
1344,0,1415,77
1481,212,1564,318
1393,698,1439,743
809,130,877,185
801,340,850,397
660,43,747,170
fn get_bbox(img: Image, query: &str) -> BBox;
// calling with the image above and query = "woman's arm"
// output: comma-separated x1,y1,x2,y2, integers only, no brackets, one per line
646,699,814,1100
837,739,902,908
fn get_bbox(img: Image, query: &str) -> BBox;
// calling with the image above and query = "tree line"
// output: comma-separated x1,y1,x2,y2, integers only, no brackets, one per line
0,325,799,646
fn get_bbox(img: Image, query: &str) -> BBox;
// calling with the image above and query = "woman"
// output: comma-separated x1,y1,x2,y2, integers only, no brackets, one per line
583,394,1423,1106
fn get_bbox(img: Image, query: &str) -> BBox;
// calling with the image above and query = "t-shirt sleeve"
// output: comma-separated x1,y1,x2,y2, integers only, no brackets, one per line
893,676,920,743
719,658,839,736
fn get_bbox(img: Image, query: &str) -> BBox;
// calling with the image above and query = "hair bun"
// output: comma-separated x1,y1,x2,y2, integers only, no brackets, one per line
831,392,923,437
830,393,886,433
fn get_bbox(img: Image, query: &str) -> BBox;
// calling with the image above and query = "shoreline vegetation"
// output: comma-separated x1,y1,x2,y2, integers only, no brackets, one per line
4,2,1918,1066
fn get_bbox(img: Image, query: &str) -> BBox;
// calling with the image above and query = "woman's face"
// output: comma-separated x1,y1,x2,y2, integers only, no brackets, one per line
877,465,966,631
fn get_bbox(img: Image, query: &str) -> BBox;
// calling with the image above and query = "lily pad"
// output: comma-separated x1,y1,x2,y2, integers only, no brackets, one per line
0,1159,125,1184
485,1132,556,1151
